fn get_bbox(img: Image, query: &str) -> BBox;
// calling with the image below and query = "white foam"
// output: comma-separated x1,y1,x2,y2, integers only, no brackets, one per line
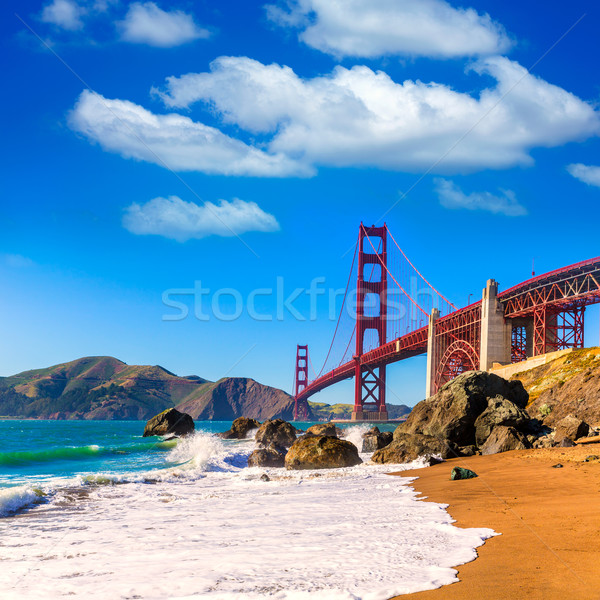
0,452,496,599
0,484,44,517
341,424,374,452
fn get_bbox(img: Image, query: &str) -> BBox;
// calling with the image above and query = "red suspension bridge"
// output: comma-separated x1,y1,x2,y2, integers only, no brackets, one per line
293,223,600,421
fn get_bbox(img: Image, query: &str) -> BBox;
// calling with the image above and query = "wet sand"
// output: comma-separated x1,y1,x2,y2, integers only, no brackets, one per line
392,445,600,600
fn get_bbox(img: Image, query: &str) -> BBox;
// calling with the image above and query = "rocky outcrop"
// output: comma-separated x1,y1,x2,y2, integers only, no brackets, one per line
398,371,528,448
371,433,457,463
515,348,600,428
255,419,298,448
553,415,590,444
219,417,260,439
371,371,536,463
247,443,286,468
361,427,393,452
474,397,531,447
285,436,362,470
143,408,195,437
305,423,339,437
480,426,529,455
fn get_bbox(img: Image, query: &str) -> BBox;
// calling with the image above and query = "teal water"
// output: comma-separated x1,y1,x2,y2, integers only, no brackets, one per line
0,419,387,488
0,420,235,487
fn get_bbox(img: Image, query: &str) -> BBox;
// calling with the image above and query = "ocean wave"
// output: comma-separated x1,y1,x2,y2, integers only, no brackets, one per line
0,484,45,517
165,432,252,473
341,424,374,451
0,439,176,467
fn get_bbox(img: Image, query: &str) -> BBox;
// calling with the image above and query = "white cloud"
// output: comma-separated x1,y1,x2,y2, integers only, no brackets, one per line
123,196,279,241
157,55,600,173
41,0,85,31
567,163,600,188
434,178,526,216
265,0,511,59
68,90,310,177
117,2,209,47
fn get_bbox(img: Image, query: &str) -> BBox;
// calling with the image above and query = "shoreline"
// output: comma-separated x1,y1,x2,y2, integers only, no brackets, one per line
391,445,600,600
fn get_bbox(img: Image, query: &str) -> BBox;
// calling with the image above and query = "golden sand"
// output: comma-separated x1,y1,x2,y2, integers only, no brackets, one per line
391,445,600,600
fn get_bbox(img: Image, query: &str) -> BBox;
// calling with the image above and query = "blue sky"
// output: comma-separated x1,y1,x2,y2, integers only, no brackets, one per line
1,0,599,406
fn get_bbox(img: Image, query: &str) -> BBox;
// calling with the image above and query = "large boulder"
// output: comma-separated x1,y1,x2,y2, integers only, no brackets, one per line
371,433,457,464
553,415,590,444
143,408,195,437
255,419,297,448
480,425,530,455
285,436,362,470
219,417,260,440
474,396,531,447
305,423,338,437
398,371,529,447
247,443,286,468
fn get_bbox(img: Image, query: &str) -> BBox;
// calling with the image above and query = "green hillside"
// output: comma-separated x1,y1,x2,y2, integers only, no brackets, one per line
0,356,210,420
308,401,411,421
0,356,297,421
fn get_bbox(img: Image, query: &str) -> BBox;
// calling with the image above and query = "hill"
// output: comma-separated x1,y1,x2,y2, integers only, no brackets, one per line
511,347,600,428
0,356,300,421
308,401,411,421
176,377,300,421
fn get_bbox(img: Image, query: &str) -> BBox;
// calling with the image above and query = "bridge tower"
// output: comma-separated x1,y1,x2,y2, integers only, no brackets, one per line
293,344,310,421
353,223,388,421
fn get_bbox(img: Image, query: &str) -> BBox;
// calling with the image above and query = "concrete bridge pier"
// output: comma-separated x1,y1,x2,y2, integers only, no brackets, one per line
479,279,512,370
425,308,439,399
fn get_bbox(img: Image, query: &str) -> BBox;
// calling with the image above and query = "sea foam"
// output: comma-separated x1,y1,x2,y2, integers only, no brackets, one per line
0,484,44,517
0,447,496,599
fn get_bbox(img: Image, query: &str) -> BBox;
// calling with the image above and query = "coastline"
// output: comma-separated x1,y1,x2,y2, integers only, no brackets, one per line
392,445,600,600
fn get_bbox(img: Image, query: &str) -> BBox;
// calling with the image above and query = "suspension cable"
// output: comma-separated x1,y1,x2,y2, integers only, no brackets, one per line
386,226,457,310
316,236,359,378
361,224,428,317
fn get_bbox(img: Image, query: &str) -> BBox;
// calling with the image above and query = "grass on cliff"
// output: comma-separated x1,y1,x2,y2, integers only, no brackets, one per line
512,347,600,405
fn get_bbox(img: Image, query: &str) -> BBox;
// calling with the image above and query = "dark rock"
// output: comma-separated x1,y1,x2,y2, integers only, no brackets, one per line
474,396,531,447
397,371,529,447
552,463,564,468
533,435,554,449
255,419,297,448
285,436,362,470
143,408,195,437
305,423,338,437
219,417,261,440
480,425,530,455
557,437,576,448
379,431,393,448
584,455,600,462
248,443,286,468
451,467,478,480
364,426,381,436
361,435,380,453
260,473,271,481
371,433,458,464
553,415,590,444
361,430,394,453
457,445,478,457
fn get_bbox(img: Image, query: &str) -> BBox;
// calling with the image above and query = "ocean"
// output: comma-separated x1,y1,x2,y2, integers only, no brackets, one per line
0,420,495,599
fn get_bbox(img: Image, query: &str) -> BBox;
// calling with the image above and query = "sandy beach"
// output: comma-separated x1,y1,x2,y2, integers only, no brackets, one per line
392,444,600,600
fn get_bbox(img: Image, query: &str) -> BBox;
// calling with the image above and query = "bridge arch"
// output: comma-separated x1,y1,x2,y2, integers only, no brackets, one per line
435,340,479,391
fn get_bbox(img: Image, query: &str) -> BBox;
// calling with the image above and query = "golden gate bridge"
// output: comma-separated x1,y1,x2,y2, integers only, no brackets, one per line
293,223,600,421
